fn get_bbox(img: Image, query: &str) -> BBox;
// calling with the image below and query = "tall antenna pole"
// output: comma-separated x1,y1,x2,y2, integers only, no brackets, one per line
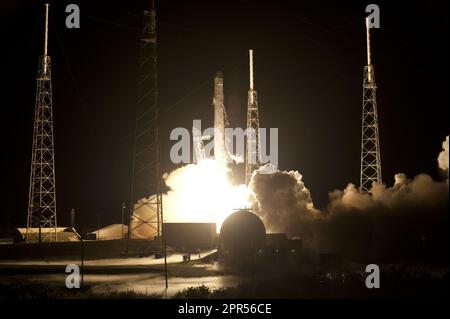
249,50,254,90
44,3,49,73
366,18,371,66
245,49,261,185
26,3,58,242
127,4,161,251
360,18,382,193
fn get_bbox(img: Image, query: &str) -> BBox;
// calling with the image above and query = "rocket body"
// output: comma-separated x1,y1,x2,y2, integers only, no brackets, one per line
213,71,227,164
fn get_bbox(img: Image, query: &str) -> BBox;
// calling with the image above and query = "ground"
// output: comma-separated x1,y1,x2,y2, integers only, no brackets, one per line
0,251,448,298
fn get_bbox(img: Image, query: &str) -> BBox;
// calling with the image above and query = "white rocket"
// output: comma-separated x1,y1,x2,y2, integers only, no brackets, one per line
213,71,227,164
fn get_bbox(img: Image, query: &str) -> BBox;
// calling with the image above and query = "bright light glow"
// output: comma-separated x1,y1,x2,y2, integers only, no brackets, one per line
163,159,251,232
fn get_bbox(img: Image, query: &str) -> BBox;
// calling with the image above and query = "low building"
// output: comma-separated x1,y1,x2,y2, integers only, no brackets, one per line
16,227,80,242
86,224,128,240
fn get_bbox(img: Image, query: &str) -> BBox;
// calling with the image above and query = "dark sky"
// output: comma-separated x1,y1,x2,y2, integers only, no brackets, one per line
1,0,448,231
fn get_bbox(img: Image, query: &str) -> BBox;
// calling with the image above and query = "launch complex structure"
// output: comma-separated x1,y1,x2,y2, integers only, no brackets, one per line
360,17,382,193
245,50,262,184
126,4,163,248
208,48,263,183
26,4,57,243
24,4,383,242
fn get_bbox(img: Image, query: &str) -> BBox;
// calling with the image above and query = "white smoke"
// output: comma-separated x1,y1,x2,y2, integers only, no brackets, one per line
328,173,448,214
250,136,449,261
132,134,448,261
323,171,448,260
327,172,448,214
250,164,319,236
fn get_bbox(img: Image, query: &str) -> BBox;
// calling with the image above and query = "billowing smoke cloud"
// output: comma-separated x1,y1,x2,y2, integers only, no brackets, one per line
250,136,449,263
323,173,448,262
438,135,449,174
133,135,448,262
251,164,319,236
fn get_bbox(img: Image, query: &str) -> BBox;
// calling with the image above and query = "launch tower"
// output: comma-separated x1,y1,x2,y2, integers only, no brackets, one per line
127,3,162,245
245,50,262,184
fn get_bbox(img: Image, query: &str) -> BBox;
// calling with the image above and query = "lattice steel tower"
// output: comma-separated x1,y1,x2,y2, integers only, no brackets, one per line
245,50,262,184
26,4,58,243
127,3,162,245
360,18,382,193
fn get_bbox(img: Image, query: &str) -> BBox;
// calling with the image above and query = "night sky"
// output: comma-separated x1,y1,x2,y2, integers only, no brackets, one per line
1,0,448,232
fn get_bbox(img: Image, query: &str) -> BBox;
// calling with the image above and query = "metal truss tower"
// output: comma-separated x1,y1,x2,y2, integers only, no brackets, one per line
26,4,58,243
127,4,162,245
245,50,262,185
360,18,382,193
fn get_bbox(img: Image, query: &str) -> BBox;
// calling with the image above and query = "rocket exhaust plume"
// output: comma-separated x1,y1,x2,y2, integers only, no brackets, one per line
162,159,250,232
131,158,251,234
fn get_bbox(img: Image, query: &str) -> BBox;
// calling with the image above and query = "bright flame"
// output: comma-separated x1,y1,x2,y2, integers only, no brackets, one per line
162,158,251,232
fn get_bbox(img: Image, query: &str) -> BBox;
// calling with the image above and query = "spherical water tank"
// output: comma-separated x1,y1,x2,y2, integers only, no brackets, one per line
220,209,266,257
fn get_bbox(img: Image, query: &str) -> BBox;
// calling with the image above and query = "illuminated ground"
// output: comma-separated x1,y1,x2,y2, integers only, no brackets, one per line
0,250,243,297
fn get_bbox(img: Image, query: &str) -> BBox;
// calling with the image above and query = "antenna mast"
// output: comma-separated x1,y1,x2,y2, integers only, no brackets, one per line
360,18,382,193
26,3,58,242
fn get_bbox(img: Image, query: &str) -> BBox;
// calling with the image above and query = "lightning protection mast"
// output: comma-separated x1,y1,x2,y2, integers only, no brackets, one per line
360,18,382,193
26,4,58,243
